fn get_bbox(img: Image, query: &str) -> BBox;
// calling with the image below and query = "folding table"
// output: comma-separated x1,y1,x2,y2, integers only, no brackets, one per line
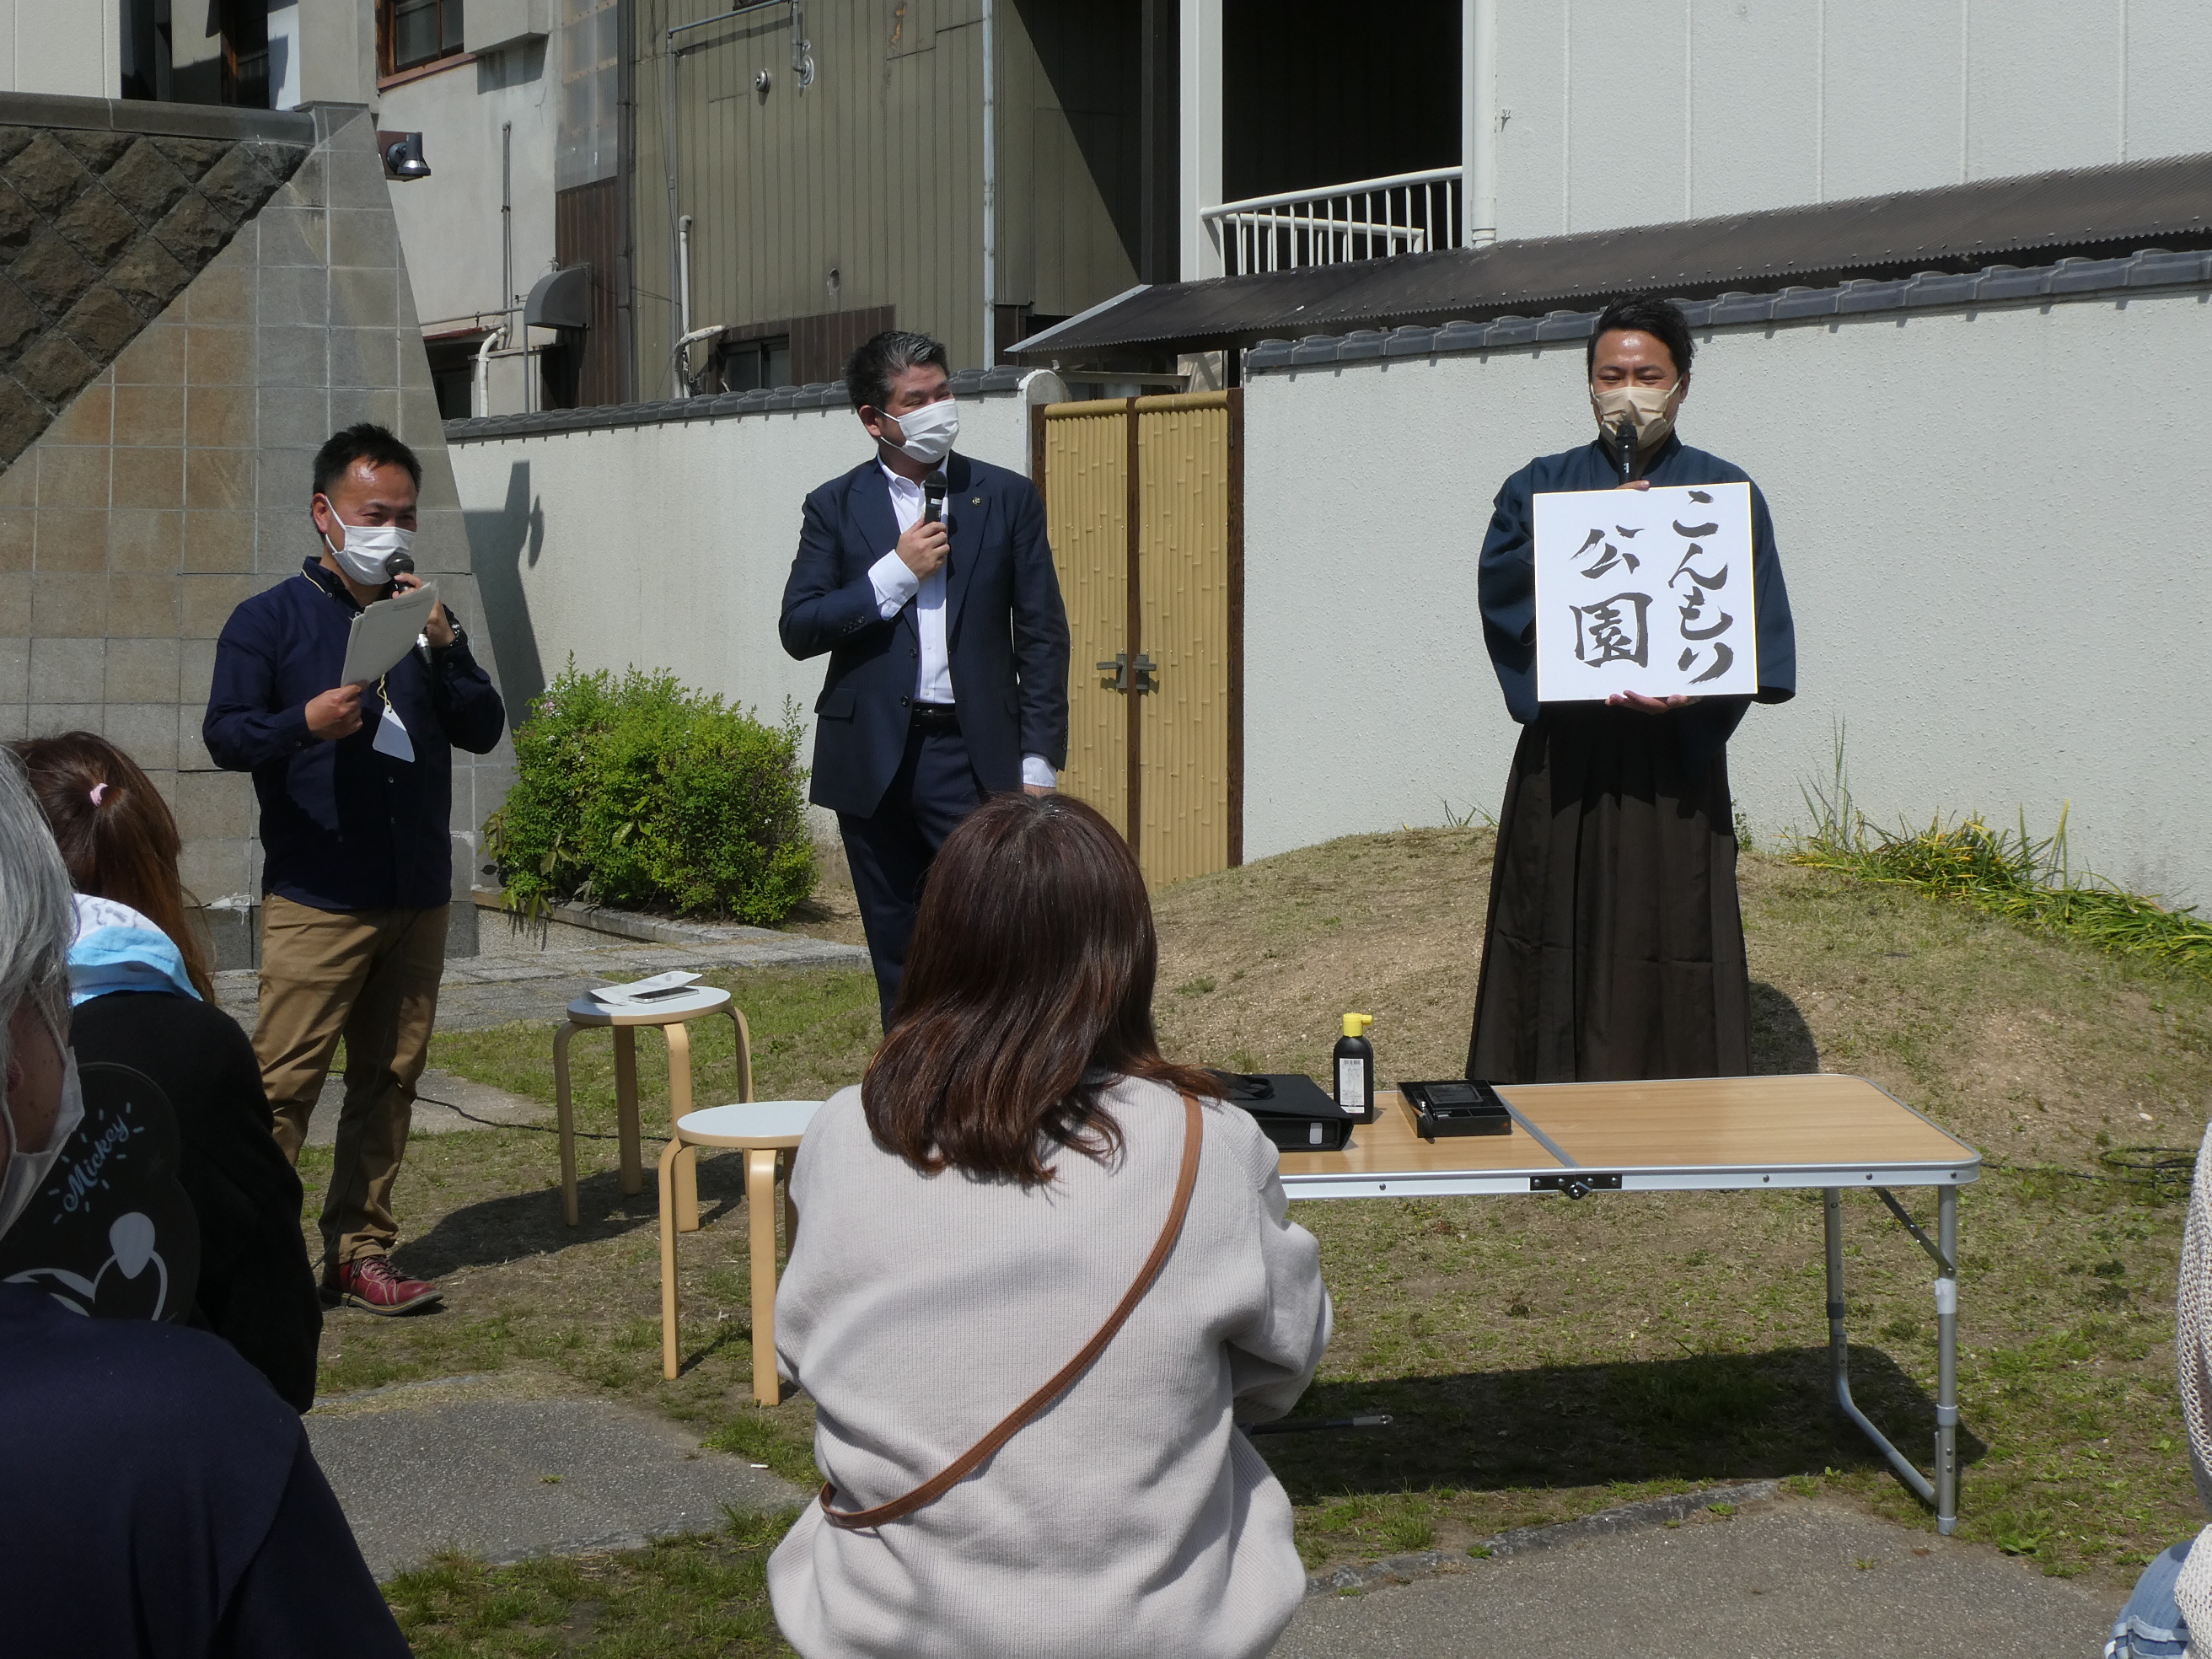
1274,1074,1981,1533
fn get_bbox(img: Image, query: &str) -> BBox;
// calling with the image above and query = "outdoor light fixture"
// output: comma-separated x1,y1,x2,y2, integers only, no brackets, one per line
379,132,431,181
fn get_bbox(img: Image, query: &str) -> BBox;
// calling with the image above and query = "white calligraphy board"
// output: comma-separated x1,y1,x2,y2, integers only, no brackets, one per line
1533,481,1757,701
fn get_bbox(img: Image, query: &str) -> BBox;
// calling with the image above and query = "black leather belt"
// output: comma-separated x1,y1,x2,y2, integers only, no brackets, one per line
910,701,959,732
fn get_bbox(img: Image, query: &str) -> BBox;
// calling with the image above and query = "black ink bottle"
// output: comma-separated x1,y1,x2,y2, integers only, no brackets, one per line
1333,1013,1376,1123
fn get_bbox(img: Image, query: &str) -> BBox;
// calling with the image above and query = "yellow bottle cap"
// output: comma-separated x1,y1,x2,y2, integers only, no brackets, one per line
1342,1012,1373,1039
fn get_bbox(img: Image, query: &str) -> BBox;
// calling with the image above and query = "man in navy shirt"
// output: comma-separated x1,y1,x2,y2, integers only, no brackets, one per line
204,425,504,1315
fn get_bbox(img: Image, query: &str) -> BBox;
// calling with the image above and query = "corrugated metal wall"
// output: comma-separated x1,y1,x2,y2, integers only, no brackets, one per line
997,0,1141,319
554,178,624,405
632,0,1138,394
635,0,982,393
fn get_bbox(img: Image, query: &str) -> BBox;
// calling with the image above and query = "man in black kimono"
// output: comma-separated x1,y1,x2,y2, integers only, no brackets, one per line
1468,296,1796,1082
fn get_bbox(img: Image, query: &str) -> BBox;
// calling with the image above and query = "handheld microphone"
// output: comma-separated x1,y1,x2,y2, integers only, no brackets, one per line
384,550,416,579
1613,416,1637,485
923,470,948,525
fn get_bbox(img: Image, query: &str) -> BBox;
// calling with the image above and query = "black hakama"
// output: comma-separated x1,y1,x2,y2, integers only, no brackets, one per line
1466,433,1796,1084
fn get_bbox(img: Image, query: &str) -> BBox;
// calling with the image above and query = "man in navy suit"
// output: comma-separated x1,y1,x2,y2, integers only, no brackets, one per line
781,330,1070,1026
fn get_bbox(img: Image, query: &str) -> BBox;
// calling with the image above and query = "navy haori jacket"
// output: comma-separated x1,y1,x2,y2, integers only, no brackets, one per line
780,450,1071,819
202,558,506,913
1478,432,1796,770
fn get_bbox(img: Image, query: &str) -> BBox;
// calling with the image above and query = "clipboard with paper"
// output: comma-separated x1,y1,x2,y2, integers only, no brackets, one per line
339,581,440,687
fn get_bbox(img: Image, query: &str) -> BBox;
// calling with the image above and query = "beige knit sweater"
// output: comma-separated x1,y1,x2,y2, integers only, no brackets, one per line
767,1079,1332,1659
2175,1116,2212,1654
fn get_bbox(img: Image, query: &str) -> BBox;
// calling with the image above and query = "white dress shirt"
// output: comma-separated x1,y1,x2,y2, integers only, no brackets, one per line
865,459,1055,789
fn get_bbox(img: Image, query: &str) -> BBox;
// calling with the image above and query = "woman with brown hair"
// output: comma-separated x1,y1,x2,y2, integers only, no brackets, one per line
768,793,1331,1659
8,733,321,1409
16,731,216,999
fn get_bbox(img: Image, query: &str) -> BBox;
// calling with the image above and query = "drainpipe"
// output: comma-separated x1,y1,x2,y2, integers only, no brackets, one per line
980,0,996,365
676,213,695,398
473,325,507,417
1461,0,1498,246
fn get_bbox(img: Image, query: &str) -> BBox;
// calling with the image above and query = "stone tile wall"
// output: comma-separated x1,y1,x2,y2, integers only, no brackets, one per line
0,95,513,963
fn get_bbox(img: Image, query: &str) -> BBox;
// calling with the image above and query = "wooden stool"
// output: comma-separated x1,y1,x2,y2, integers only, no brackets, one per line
658,1100,822,1403
551,986,751,1231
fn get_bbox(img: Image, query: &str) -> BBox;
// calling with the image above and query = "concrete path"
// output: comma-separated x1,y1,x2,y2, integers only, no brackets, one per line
300,1066,548,1144
304,1377,803,1580
215,928,869,1038
1275,1495,2121,1658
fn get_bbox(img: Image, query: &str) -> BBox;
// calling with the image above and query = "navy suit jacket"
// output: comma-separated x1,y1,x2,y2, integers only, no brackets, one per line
780,450,1070,819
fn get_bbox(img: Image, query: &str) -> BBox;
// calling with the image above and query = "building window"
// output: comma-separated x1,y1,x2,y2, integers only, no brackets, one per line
220,0,270,106
708,336,792,395
383,0,466,75
425,336,488,420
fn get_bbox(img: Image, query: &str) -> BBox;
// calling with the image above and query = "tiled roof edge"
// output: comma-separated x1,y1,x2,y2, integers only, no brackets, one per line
1243,249,2212,373
443,365,1027,443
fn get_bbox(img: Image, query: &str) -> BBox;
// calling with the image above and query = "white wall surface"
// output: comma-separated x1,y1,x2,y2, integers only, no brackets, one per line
1491,0,2212,239
1243,286,2212,905
447,392,1035,779
0,1,118,98
381,43,558,343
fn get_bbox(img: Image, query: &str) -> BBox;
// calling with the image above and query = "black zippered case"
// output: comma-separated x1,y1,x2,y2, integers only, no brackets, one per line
1209,1071,1356,1152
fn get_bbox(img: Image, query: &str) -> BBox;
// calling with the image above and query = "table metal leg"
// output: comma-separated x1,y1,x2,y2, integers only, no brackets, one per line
1936,1185,1960,1534
553,1023,579,1227
747,1148,781,1406
613,1027,642,1195
1824,1187,1938,1509
663,1021,701,1232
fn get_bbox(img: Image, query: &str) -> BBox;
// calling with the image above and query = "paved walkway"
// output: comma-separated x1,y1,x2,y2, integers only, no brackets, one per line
1276,1494,2121,1658
214,926,870,1036
305,1376,803,1580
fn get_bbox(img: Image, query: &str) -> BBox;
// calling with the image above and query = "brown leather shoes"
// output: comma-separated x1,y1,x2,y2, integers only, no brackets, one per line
325,1255,442,1316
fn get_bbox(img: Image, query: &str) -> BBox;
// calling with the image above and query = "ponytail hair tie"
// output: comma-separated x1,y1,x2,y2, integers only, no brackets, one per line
89,782,108,807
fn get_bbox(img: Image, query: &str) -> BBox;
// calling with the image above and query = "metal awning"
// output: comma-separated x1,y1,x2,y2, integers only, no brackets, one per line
1008,150,2212,363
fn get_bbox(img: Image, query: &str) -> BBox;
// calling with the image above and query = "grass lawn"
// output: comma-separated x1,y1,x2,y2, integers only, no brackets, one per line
352,829,2210,1652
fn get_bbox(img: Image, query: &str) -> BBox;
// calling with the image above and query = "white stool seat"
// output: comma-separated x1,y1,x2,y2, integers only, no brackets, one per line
565,985,732,1026
678,1100,822,1145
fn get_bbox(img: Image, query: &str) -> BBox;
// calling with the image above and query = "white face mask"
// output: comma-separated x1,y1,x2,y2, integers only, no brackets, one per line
878,398,958,465
0,1012,84,1243
1592,382,1680,448
320,506,416,588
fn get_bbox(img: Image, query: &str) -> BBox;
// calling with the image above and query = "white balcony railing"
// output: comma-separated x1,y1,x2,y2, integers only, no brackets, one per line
1201,168,1464,276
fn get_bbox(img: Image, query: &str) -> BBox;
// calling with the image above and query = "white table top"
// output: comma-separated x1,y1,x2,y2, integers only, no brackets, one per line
565,985,733,1026
676,1100,824,1146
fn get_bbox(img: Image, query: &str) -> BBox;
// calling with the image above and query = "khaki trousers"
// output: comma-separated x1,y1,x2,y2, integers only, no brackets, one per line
255,894,448,1268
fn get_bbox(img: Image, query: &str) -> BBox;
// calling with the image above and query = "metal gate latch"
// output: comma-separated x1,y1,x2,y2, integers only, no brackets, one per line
1097,653,1160,694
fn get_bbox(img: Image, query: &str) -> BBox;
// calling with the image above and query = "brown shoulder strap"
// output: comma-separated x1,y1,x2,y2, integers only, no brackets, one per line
819,1091,1205,1530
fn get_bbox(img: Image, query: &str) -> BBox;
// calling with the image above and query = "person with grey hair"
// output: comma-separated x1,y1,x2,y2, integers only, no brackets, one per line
780,329,1071,1028
0,757,407,1657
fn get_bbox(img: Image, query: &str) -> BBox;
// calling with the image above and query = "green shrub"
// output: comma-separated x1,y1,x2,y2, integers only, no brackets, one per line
486,665,815,923
1792,725,2212,976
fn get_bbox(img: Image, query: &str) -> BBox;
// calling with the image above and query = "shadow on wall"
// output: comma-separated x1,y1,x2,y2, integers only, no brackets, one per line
464,460,547,720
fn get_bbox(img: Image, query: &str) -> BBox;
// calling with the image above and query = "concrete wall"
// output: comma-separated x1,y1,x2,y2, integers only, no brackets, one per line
1242,282,2212,905
0,3,119,100
379,39,559,410
3,97,512,962
444,384,1037,755
1492,0,2212,239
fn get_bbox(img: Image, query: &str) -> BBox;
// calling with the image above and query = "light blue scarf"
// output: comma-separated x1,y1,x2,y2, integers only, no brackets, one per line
67,894,201,1006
